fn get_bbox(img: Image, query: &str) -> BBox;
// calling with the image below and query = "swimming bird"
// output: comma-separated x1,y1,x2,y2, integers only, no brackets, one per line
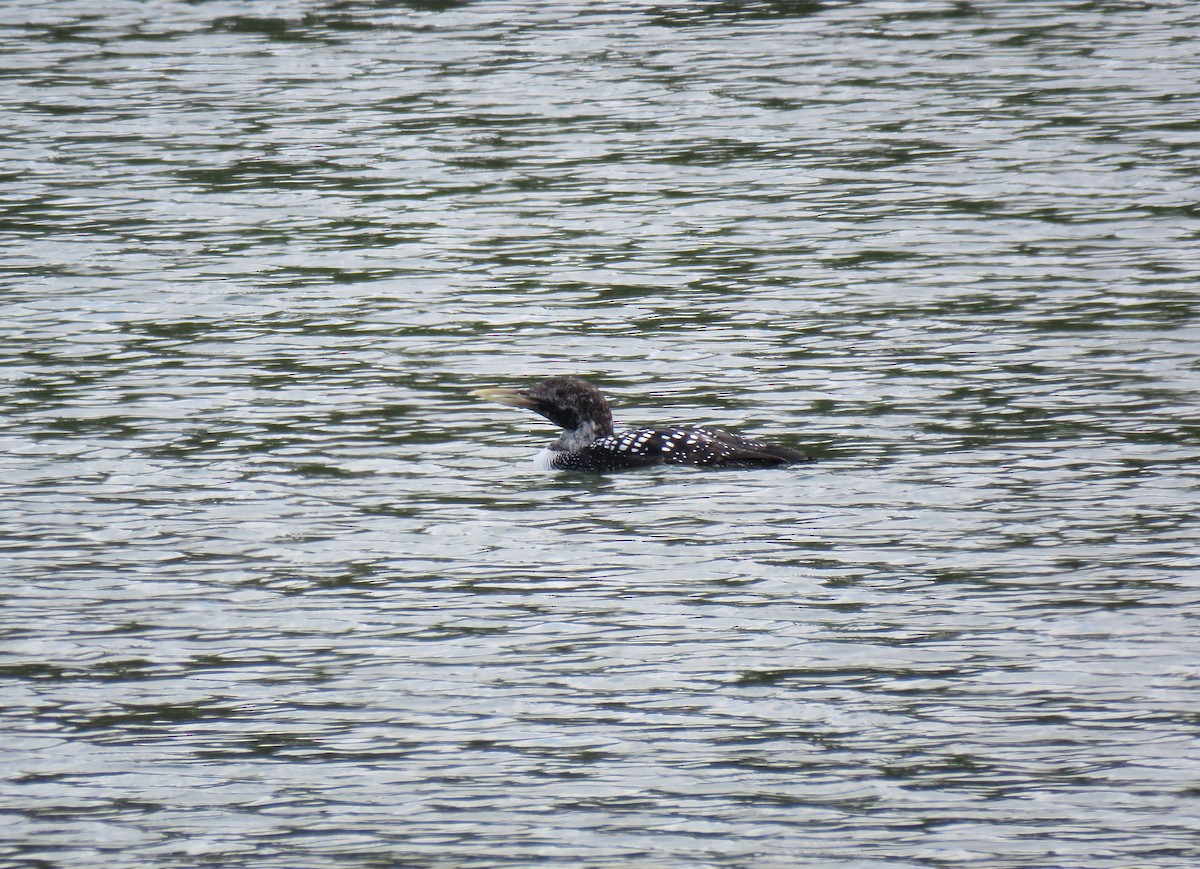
471,376,812,473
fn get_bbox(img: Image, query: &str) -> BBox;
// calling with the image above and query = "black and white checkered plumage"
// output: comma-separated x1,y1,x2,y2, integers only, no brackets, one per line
471,376,812,473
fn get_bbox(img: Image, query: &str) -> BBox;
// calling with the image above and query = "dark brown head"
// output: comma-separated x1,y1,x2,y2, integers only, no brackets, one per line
471,376,615,440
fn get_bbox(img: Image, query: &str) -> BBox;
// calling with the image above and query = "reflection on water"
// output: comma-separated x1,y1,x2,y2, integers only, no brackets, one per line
2,0,1199,866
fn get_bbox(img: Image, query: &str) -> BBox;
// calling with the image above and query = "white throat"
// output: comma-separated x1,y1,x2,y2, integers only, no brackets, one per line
551,421,604,452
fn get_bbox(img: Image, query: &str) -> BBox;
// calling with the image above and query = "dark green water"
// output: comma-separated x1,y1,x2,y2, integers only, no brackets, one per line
3,1,1199,867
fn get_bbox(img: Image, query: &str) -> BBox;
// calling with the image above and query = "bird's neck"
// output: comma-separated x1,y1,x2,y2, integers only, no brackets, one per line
552,419,609,452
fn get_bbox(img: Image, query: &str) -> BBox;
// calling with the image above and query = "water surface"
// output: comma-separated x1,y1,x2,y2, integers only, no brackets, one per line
2,1,1199,866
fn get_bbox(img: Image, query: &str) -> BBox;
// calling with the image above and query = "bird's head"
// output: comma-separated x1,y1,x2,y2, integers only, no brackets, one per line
471,376,615,439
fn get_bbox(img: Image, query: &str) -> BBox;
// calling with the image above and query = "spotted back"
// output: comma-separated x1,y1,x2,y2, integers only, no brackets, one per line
550,426,810,472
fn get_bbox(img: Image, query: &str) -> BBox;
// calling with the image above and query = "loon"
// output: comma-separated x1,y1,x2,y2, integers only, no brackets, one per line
471,376,812,473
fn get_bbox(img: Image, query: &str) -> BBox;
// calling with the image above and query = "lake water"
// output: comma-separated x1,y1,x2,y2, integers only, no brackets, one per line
2,1,1199,866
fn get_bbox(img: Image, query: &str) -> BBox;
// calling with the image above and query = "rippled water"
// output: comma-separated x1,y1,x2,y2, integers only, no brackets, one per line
3,1,1199,866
